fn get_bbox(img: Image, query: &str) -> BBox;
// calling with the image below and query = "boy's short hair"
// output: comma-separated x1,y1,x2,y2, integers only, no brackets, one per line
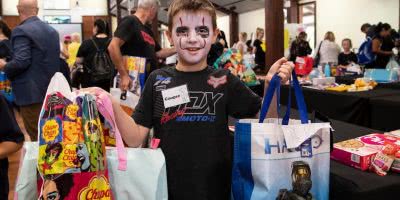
168,0,217,32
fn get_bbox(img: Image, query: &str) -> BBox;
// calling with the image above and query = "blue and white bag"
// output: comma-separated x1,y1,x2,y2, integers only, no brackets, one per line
232,72,331,200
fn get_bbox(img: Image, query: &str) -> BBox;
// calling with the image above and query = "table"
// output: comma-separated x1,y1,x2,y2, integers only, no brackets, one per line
329,119,400,200
280,86,400,128
369,94,400,131
376,82,400,90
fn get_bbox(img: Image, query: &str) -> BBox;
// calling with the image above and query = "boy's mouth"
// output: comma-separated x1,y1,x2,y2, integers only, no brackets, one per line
185,47,201,52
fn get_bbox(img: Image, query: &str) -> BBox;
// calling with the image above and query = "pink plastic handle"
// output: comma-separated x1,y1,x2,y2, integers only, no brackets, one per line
151,138,160,149
96,92,127,171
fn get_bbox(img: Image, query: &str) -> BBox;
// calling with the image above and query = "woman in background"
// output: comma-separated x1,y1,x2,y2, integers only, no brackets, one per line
367,23,394,68
76,19,113,91
338,38,358,68
253,27,265,72
233,32,248,55
315,31,341,67
289,31,312,62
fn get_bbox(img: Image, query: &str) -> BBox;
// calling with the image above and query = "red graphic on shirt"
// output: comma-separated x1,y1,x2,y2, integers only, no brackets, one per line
207,75,227,88
141,31,155,46
161,108,187,124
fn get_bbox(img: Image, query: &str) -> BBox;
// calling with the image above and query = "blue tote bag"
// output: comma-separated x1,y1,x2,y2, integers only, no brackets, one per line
232,72,331,200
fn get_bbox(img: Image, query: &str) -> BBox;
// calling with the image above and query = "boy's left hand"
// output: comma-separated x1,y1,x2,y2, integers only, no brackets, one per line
0,59,6,70
265,57,294,84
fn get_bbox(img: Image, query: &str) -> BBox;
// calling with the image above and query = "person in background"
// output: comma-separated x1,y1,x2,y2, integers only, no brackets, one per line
338,38,358,68
76,19,113,91
67,32,81,68
315,31,341,67
61,35,71,60
289,31,312,62
0,94,24,199
0,21,12,61
218,30,228,48
232,32,248,56
207,31,226,66
253,27,265,72
108,0,176,91
367,23,394,69
360,23,376,39
0,0,60,141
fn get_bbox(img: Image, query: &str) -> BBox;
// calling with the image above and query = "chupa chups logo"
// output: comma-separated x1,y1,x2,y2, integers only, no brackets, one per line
78,175,112,200
42,119,60,142
66,104,79,120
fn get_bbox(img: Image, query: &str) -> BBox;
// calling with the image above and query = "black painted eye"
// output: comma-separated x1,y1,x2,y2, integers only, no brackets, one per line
176,26,189,37
195,26,210,38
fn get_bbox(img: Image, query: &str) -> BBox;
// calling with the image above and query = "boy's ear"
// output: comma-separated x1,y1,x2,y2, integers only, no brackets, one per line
212,28,220,43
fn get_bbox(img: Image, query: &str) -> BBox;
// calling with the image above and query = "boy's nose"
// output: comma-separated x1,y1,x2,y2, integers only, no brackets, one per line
187,31,198,43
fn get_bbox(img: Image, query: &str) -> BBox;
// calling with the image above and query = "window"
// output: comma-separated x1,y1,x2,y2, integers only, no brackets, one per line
299,2,316,49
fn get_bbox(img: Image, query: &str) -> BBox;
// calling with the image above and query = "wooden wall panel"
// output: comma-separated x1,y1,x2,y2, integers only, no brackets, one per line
2,16,20,30
82,16,111,40
265,0,284,71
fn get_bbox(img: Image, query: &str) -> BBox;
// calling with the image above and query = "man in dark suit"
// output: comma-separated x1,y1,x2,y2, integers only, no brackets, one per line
0,0,60,141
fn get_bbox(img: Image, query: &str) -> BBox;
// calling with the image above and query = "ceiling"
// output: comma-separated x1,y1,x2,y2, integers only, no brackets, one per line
157,0,265,24
110,0,269,24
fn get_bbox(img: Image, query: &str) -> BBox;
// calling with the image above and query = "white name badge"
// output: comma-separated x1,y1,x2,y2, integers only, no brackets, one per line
161,84,190,108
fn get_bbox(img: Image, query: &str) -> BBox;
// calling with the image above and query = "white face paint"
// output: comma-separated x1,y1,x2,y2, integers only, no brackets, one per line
171,11,214,67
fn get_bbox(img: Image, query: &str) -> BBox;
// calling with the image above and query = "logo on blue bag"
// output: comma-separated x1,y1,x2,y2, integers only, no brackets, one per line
265,135,323,156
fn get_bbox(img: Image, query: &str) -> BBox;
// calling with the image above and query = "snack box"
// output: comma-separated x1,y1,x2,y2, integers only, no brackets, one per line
331,133,400,170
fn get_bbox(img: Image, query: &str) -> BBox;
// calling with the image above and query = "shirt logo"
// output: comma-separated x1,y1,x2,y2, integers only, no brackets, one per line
207,75,227,88
141,31,155,46
161,91,224,123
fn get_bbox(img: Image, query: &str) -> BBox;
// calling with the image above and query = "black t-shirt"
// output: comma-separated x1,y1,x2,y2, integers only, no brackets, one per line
0,40,12,61
77,36,111,70
289,40,312,62
133,66,261,200
76,36,112,89
370,36,394,68
114,15,161,76
253,39,265,66
0,94,24,199
338,52,358,65
207,42,224,66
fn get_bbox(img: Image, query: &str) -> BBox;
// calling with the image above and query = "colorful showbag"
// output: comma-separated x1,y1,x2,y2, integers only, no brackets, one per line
36,73,113,200
295,56,314,76
0,71,14,103
214,49,260,86
232,72,331,200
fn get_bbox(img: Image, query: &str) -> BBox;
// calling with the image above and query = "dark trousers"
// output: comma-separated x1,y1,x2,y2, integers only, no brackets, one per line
19,103,42,141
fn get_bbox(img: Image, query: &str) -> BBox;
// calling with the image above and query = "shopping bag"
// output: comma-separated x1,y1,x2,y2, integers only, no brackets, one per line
0,71,14,103
96,90,168,200
14,142,39,200
295,56,314,76
232,71,331,200
110,56,146,116
36,72,114,200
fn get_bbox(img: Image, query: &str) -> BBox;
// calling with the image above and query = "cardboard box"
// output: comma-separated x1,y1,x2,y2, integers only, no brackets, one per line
331,133,400,170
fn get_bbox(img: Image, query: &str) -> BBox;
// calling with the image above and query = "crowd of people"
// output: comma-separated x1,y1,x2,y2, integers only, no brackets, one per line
0,0,294,199
287,22,399,72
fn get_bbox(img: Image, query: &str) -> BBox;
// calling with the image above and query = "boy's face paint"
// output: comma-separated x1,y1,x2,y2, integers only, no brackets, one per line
170,11,215,66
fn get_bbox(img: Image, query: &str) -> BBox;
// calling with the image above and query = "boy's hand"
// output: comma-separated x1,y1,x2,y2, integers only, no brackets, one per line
120,74,132,91
265,57,294,84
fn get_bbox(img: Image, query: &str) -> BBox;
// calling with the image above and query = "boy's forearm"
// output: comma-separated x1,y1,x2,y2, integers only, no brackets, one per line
111,99,149,147
0,141,23,159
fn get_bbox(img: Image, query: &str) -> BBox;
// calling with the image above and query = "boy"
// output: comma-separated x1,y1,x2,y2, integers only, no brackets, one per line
89,0,293,199
0,94,24,199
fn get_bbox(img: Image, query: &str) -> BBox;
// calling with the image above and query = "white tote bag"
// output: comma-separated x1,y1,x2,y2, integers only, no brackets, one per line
13,142,38,200
232,72,331,200
96,90,168,200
